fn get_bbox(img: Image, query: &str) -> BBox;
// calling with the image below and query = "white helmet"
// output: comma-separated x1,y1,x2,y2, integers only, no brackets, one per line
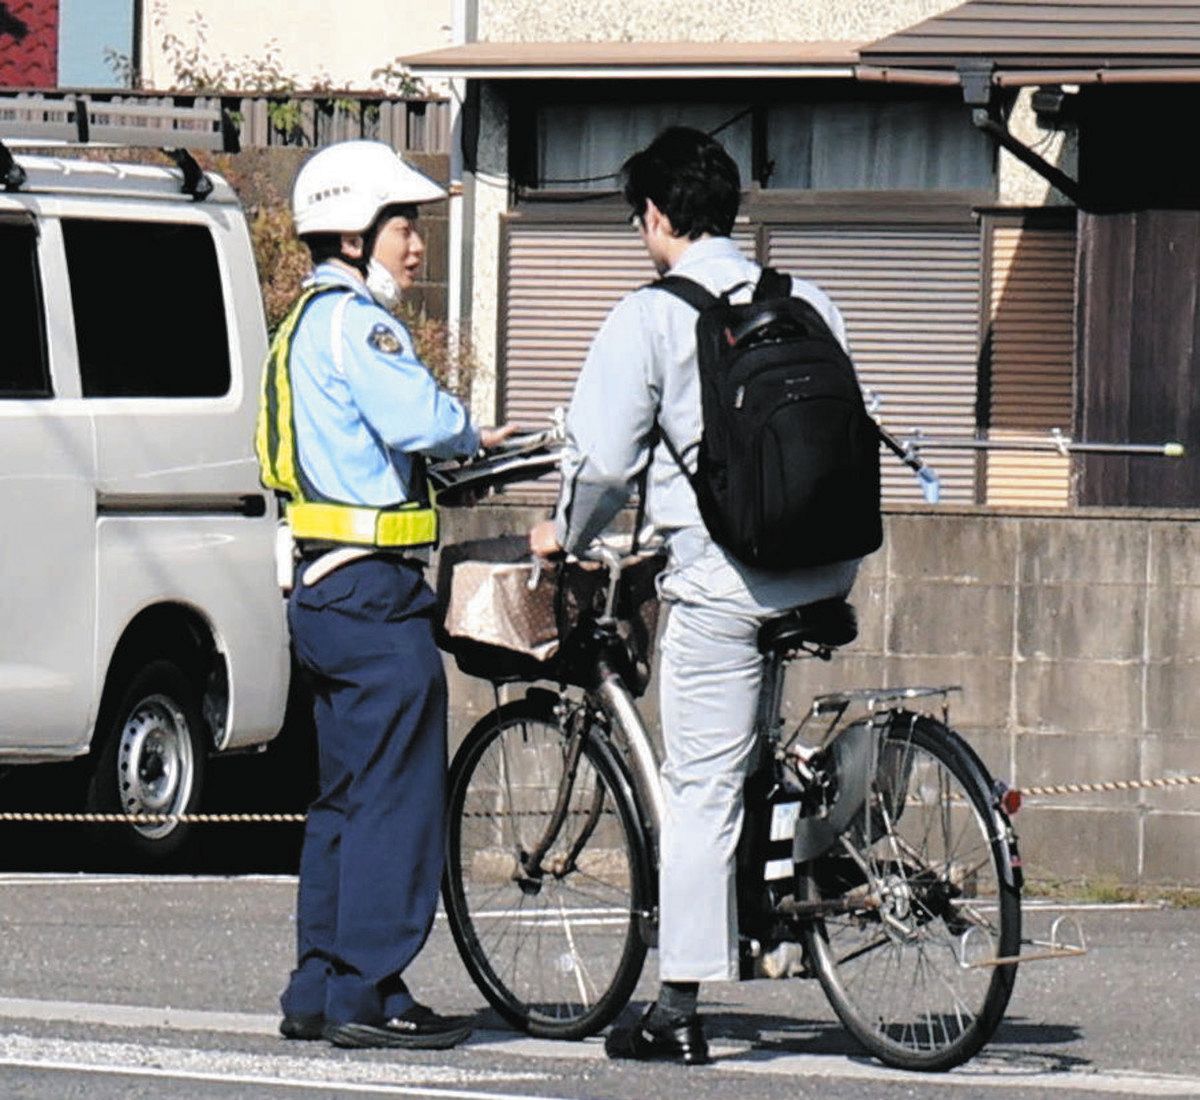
291,140,446,236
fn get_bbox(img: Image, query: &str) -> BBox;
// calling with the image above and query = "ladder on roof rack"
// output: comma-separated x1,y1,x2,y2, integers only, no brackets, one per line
0,95,240,201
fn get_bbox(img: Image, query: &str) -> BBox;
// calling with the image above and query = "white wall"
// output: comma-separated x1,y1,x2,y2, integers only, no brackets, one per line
141,0,453,90
477,0,957,42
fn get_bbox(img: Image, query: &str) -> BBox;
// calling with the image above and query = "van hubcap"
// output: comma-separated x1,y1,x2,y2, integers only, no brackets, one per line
116,694,194,839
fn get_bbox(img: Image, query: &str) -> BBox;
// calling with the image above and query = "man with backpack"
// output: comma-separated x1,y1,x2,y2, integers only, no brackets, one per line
530,126,879,1064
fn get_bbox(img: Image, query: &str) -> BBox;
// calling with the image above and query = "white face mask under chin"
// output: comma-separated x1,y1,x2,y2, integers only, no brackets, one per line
366,259,401,311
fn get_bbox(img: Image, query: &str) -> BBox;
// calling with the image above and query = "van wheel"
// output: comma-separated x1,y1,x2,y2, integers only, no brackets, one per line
86,660,207,862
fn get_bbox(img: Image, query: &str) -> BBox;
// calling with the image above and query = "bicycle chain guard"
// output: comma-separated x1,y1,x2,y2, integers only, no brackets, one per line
792,718,874,863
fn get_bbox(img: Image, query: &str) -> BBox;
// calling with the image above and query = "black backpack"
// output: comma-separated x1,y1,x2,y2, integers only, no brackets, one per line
649,267,882,570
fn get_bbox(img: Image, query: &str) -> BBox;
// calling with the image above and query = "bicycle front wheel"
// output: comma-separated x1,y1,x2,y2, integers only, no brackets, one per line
798,713,1021,1072
442,695,653,1039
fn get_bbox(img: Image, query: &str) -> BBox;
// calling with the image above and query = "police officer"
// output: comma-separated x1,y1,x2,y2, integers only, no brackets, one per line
258,140,512,1049
530,127,860,1064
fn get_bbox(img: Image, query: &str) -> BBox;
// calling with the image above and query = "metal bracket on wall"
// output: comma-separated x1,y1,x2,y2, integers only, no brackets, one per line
957,60,1084,207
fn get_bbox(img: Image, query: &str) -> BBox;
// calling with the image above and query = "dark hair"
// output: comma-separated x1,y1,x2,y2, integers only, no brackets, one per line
621,126,741,239
300,204,421,267
300,232,344,265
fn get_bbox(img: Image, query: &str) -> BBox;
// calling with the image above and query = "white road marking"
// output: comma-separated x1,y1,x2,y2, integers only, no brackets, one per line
718,1048,1200,1096
0,1034,556,1099
0,873,298,886
0,876,1168,917
470,907,624,919
0,996,279,1036
3,997,1200,1095
1021,901,1164,912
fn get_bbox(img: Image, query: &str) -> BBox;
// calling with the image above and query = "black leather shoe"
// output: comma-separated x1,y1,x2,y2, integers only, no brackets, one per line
279,1014,325,1041
605,1005,709,1066
324,1004,473,1050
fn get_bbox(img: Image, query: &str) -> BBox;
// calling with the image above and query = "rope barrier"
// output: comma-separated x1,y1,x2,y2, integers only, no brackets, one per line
1019,774,1200,798
0,775,1197,826
0,812,306,824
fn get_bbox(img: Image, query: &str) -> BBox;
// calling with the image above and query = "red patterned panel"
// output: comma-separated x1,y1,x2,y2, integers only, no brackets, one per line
0,0,58,88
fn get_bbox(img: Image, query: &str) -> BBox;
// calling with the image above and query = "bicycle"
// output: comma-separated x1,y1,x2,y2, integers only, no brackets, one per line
436,547,1027,1072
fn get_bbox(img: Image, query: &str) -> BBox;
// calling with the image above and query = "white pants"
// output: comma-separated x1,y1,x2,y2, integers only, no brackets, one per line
656,529,858,981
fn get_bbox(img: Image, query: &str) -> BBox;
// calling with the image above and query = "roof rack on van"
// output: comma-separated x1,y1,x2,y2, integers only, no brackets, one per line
0,95,239,201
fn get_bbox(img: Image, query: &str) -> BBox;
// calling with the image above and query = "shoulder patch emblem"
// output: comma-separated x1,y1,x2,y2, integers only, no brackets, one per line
368,323,403,355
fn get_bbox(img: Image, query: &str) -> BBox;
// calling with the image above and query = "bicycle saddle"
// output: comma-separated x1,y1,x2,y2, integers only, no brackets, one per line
757,598,858,654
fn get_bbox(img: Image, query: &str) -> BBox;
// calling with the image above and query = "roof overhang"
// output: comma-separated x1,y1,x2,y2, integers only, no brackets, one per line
400,41,861,80
859,1,1200,89
858,64,1200,89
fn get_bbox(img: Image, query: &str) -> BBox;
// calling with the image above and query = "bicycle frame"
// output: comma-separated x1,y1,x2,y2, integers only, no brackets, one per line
442,539,1054,1069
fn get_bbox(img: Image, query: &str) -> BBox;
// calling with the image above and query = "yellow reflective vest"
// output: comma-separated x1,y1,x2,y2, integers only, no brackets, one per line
255,286,439,550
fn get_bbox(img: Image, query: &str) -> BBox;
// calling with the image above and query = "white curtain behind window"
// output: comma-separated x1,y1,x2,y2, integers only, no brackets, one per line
538,102,754,190
768,99,994,190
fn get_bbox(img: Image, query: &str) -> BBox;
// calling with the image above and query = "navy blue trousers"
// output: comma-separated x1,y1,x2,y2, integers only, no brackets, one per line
280,556,447,1026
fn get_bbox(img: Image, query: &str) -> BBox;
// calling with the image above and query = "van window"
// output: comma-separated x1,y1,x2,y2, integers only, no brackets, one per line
62,219,231,398
0,220,51,398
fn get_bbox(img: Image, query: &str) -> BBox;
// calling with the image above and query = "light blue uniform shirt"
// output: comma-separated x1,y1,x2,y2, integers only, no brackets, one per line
288,263,479,508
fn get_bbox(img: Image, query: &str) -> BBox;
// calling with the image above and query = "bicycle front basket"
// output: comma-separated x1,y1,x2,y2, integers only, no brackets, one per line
435,535,664,688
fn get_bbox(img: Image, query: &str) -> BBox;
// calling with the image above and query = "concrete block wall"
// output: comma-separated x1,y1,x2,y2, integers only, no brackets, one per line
439,503,1200,887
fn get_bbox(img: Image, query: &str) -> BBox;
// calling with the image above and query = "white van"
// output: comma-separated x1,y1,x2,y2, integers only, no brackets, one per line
0,100,289,859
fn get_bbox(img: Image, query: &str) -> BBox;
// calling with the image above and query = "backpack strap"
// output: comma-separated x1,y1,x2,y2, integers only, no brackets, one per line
646,274,720,313
754,266,793,302
642,277,718,496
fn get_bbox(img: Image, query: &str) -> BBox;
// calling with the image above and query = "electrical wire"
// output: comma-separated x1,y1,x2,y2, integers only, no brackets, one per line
506,104,755,189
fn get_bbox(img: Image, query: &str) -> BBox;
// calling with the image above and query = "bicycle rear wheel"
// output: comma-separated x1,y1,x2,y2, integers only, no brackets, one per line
442,695,653,1039
798,713,1020,1072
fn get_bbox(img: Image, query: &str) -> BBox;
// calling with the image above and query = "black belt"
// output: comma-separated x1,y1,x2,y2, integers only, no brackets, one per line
296,541,424,565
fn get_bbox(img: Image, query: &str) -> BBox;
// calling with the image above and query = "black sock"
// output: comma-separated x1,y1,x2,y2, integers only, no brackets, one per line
652,980,698,1024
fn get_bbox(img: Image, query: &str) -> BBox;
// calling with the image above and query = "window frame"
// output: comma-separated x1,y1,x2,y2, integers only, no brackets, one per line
59,213,234,402
0,212,54,400
508,78,999,200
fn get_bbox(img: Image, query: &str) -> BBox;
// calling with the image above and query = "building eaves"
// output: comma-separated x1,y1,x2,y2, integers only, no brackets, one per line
861,0,1200,82
400,41,861,80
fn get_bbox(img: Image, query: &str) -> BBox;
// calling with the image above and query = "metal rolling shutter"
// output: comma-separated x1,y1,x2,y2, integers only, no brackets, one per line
983,222,1076,508
500,220,754,498
502,224,659,431
766,225,982,503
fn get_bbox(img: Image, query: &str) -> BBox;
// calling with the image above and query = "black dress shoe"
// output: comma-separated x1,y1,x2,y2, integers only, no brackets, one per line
279,1014,325,1041
605,1004,709,1066
324,1004,473,1050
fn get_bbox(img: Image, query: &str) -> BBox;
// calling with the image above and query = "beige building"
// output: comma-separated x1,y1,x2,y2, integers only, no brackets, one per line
406,0,1077,510
405,1,1200,889
140,0,455,90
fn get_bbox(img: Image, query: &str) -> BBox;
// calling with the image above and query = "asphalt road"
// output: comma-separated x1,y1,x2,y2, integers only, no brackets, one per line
0,870,1196,1099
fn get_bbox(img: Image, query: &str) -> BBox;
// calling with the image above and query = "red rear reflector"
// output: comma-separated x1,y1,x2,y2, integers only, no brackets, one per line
1001,788,1022,816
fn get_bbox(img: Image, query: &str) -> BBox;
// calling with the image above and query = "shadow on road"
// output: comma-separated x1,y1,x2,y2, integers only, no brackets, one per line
687,1010,1090,1072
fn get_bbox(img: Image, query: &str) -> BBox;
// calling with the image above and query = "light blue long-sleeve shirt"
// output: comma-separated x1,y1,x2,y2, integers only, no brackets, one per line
288,263,479,508
554,235,848,552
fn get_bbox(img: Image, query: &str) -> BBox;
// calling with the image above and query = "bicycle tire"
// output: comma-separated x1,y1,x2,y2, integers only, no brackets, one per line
798,712,1021,1072
442,694,653,1039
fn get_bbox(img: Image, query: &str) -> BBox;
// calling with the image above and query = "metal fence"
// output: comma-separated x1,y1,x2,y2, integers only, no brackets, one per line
0,88,451,154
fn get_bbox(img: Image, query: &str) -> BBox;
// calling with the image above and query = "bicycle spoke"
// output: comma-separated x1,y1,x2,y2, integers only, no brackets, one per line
799,718,1019,1070
446,708,648,1036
